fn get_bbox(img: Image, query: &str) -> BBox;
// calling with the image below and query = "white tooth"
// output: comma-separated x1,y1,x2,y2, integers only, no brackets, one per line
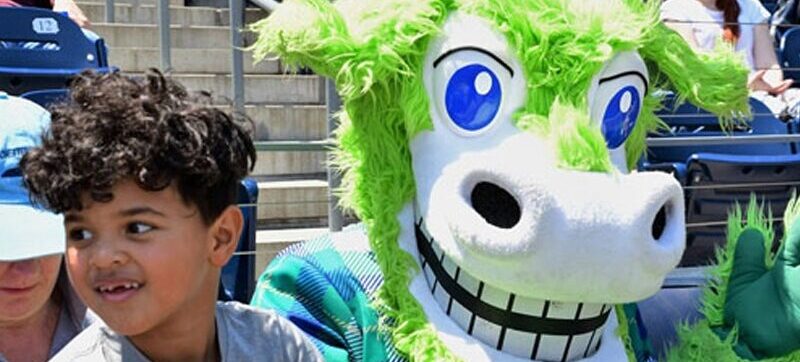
125,283,131,289
132,282,139,289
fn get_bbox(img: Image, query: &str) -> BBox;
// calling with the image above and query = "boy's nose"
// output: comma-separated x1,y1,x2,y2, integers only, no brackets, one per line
90,241,129,269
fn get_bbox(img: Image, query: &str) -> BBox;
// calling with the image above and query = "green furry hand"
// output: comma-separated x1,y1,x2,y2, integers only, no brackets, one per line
723,223,800,359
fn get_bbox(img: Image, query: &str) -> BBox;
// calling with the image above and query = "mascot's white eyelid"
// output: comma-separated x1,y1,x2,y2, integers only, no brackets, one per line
431,47,512,137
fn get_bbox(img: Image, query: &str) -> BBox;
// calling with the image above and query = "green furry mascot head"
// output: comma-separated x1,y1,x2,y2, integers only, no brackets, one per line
252,0,749,360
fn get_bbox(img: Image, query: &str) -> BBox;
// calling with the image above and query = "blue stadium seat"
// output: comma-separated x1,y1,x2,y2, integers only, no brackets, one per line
780,27,800,84
681,153,800,265
218,178,259,303
0,6,110,96
644,96,799,266
648,97,791,166
20,88,68,108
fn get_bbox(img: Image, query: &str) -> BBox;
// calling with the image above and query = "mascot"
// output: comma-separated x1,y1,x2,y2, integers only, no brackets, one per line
248,0,800,360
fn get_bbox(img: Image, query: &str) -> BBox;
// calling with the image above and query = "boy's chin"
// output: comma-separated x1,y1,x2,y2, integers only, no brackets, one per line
100,316,156,337
88,302,157,336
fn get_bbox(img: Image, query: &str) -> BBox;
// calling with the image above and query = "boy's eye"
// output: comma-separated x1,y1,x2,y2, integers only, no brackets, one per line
126,222,154,234
68,229,93,242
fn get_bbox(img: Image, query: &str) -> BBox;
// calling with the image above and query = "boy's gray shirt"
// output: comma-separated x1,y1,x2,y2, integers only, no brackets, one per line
50,301,322,362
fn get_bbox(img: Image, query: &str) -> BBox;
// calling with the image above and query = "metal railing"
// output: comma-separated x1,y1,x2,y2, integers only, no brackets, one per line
102,0,344,231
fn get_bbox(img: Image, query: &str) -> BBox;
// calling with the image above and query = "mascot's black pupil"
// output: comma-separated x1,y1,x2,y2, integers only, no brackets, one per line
470,182,521,229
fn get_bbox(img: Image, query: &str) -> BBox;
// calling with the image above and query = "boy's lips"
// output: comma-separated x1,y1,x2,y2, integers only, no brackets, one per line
93,279,145,303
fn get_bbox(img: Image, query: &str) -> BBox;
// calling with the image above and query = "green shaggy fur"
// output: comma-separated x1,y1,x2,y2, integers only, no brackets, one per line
702,197,776,327
251,0,750,359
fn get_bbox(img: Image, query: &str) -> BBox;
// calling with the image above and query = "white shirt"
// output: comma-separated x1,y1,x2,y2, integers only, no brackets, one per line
661,0,771,72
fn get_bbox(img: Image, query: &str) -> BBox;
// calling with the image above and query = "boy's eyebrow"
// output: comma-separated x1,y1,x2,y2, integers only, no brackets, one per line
119,207,167,218
64,213,83,223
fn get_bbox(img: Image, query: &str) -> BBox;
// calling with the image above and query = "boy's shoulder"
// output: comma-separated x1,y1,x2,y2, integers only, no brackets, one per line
52,303,321,362
50,320,149,362
215,301,322,361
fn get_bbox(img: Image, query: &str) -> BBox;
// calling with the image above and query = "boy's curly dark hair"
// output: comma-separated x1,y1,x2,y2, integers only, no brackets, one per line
21,69,256,224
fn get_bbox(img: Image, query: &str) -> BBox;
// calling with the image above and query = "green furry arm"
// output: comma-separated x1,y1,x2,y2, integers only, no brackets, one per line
701,197,775,327
670,196,800,361
667,321,800,362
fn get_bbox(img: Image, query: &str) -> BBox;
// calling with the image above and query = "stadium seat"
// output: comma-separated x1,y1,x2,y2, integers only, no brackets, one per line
681,153,800,265
0,6,110,96
648,97,791,166
644,96,800,266
780,27,800,84
20,88,68,108
218,178,259,303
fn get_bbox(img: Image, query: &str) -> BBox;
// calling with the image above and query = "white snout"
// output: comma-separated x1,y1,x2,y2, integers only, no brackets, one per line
421,136,686,303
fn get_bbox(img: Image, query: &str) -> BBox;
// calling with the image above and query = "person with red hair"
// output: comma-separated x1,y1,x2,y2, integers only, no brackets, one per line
662,0,798,114
0,0,89,28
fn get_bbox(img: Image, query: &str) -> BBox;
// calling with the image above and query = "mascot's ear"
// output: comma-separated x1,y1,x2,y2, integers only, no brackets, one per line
250,0,351,78
250,0,447,99
640,23,750,123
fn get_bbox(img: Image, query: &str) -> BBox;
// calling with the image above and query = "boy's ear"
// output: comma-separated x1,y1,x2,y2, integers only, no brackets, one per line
208,205,244,267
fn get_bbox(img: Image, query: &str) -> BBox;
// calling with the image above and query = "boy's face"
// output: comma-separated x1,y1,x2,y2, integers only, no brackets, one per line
64,179,234,336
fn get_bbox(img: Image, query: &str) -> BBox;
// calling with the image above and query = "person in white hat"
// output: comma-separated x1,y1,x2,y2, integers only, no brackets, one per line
0,92,94,362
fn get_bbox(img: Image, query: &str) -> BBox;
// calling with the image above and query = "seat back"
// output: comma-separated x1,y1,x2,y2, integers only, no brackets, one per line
681,153,800,265
219,178,259,303
0,7,109,95
647,96,799,266
20,88,68,108
780,27,800,83
649,97,793,165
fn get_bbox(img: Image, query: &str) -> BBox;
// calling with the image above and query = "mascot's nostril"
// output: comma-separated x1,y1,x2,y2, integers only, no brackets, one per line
470,182,521,229
651,203,669,240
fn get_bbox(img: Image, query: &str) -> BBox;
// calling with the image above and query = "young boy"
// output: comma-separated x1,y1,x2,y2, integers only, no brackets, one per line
21,71,322,361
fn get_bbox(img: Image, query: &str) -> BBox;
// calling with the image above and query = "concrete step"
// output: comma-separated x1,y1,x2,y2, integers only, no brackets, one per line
254,227,328,275
242,105,326,141
252,149,326,176
256,179,329,223
111,48,279,74
79,2,266,26
163,73,323,105
91,23,255,48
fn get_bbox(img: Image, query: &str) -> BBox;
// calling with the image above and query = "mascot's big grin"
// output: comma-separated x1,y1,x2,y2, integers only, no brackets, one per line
416,218,612,360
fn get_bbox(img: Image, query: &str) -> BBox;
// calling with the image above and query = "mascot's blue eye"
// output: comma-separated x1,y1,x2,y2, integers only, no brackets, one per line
445,64,502,132
601,85,640,149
